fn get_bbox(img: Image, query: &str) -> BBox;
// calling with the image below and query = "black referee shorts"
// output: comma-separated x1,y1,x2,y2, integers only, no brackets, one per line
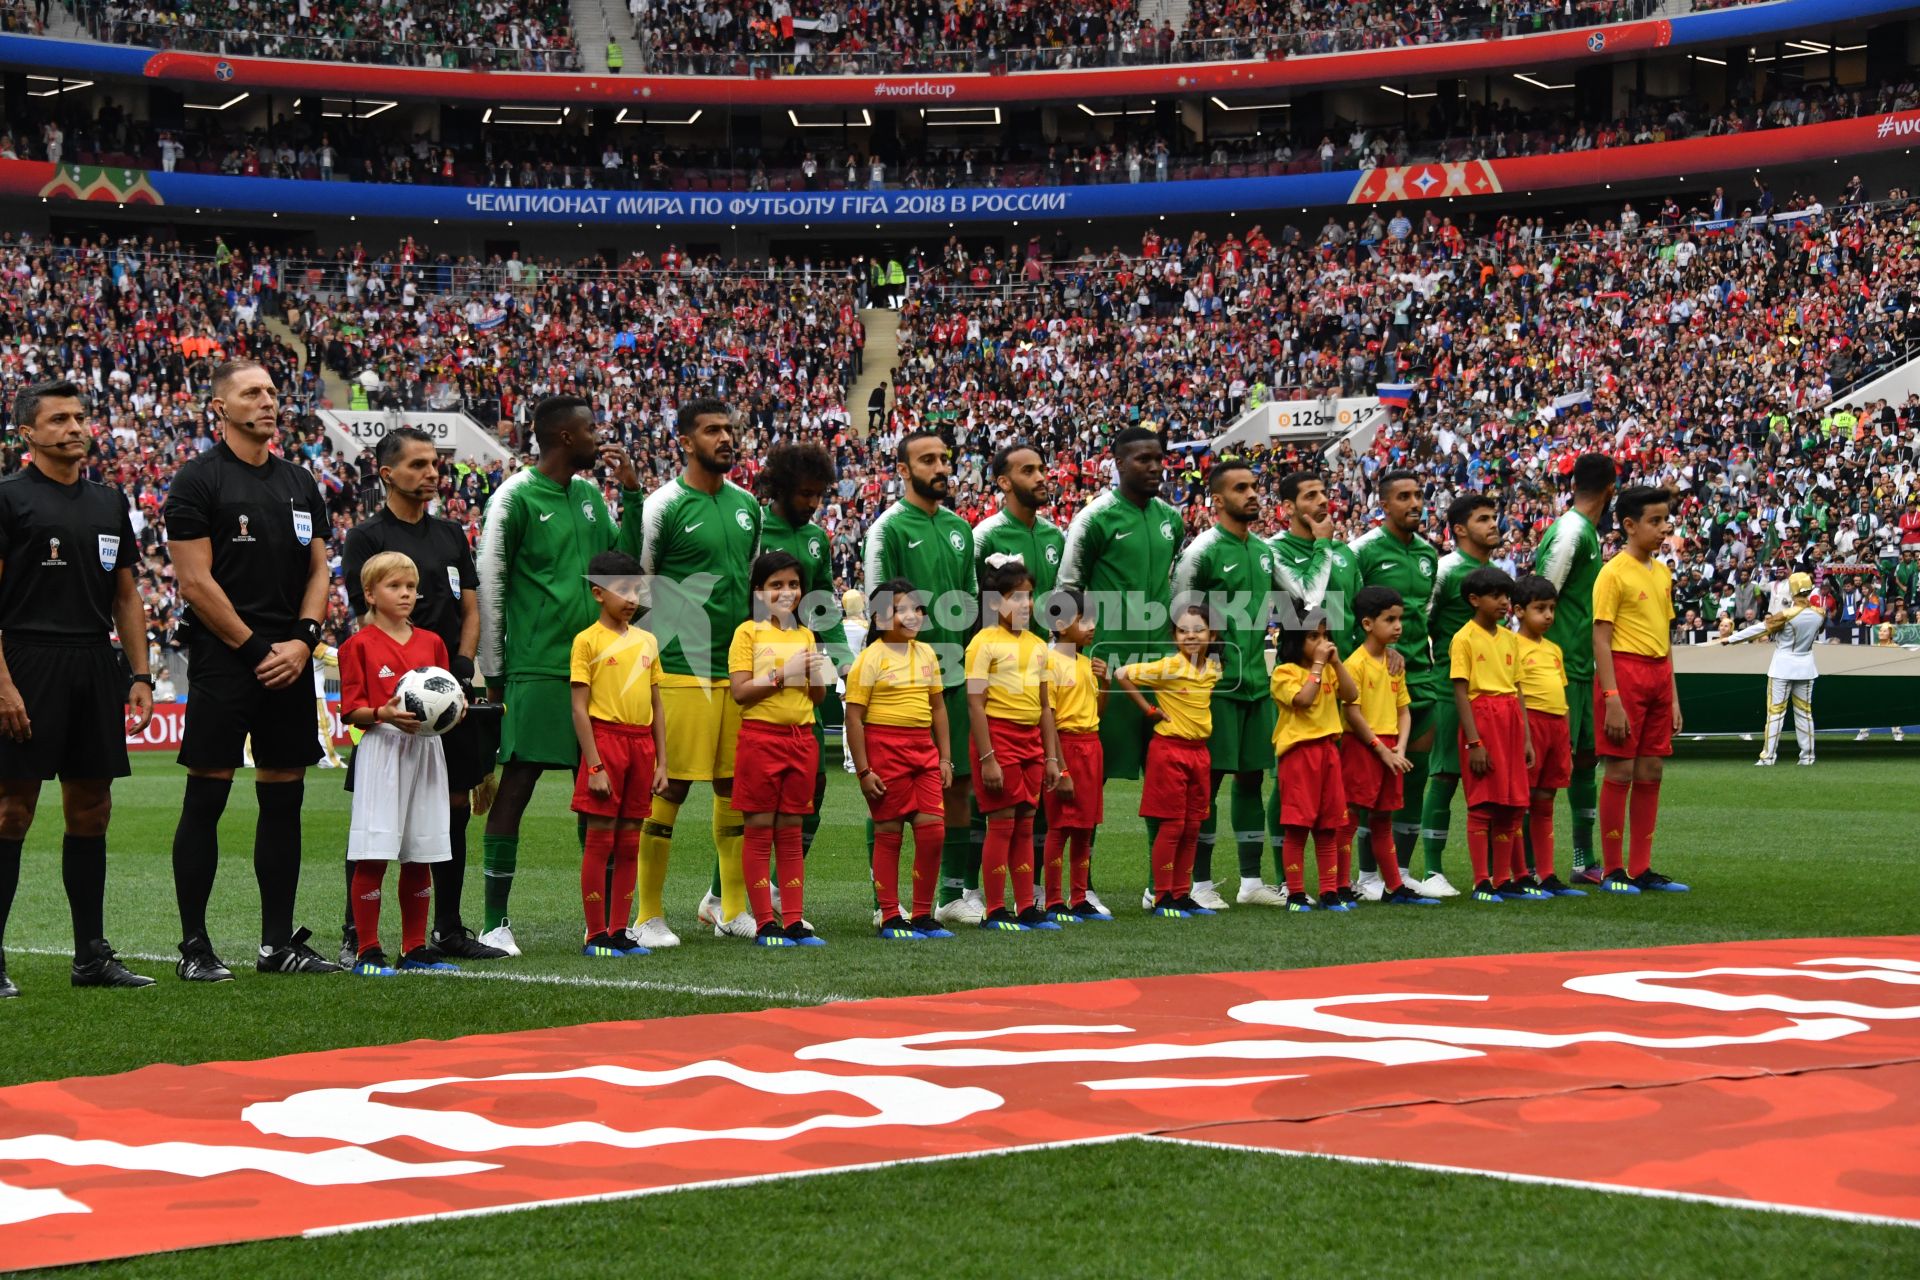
0,639,131,782
344,698,498,794
179,633,323,772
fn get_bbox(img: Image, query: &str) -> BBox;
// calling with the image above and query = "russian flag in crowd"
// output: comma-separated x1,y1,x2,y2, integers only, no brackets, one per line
1549,388,1594,417
1376,382,1414,408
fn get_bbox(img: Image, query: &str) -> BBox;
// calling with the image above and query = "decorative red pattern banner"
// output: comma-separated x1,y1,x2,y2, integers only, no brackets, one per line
125,22,1681,106
0,937,1915,1270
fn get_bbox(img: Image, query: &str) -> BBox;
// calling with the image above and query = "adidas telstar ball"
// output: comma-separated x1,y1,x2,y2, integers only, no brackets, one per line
394,666,466,737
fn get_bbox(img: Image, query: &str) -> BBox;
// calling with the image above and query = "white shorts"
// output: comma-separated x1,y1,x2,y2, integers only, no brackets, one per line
347,725,451,863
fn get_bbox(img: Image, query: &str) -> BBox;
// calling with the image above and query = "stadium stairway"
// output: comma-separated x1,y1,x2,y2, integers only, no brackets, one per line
572,0,638,74
264,315,353,411
1140,0,1191,35
42,2,95,42
848,306,901,438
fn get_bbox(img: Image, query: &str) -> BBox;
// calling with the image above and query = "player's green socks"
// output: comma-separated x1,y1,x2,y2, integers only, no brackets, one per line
966,806,984,892
481,833,518,931
1194,800,1219,883
1265,779,1284,881
1392,753,1428,869
1568,767,1597,872
1230,775,1265,880
938,825,971,907
708,862,722,898
1421,773,1458,880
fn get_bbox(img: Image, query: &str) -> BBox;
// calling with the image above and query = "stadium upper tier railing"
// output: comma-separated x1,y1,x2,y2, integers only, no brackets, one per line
7,0,1916,108
79,1,1727,76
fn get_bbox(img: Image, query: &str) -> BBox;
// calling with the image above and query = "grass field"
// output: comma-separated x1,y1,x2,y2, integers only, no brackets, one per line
5,743,1919,1277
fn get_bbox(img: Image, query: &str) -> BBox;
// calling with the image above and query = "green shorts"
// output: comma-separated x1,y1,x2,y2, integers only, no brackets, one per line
944,683,972,775
1099,693,1150,781
1210,697,1277,774
1428,695,1460,775
498,676,578,770
1565,680,1595,755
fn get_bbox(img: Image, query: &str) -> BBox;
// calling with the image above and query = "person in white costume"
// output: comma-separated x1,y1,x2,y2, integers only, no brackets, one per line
1721,572,1824,766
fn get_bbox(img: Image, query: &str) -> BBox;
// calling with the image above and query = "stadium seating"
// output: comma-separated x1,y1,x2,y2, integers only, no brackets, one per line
52,0,1773,73
4,190,1914,669
64,0,583,70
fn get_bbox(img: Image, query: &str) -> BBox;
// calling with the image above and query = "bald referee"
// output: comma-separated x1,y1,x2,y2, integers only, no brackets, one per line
166,358,341,981
0,381,157,998
339,426,505,963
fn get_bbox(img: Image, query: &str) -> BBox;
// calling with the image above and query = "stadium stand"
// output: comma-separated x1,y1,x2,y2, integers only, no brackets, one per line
40,0,1776,73
9,75,1910,193
2,186,1915,676
62,0,584,70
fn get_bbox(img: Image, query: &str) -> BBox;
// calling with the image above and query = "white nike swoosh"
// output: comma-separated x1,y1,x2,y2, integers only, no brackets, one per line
1114,531,1133,541
538,512,554,522
907,539,923,548
684,522,703,533
1220,563,1240,573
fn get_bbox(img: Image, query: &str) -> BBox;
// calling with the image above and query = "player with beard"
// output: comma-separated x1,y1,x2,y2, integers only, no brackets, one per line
640,400,763,946
1264,469,1371,900
970,442,1065,914
1168,461,1277,911
474,395,645,956
1348,469,1442,895
863,431,977,925
1415,492,1504,896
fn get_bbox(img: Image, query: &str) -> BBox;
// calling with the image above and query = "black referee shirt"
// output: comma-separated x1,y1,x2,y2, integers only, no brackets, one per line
0,465,139,643
162,441,326,634
342,506,477,659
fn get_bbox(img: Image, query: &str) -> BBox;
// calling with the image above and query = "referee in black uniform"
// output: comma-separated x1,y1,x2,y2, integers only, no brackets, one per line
165,358,341,981
0,381,157,998
339,425,505,963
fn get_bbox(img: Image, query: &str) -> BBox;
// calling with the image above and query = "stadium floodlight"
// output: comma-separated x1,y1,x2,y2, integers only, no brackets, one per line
789,109,871,127
184,93,249,111
24,76,93,96
1209,96,1290,112
615,108,703,125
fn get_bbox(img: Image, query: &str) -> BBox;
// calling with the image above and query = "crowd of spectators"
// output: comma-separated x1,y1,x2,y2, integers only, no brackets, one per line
2,181,1915,690
40,0,1772,75
9,73,1908,199
64,0,582,70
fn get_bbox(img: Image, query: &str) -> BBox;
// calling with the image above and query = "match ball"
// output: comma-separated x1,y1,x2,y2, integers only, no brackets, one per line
394,666,466,737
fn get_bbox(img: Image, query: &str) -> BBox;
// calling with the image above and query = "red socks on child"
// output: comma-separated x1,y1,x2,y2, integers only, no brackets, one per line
350,861,430,957
872,828,904,920
744,825,776,925
581,827,615,935
1528,793,1556,881
910,820,943,918
1628,780,1661,878
1599,775,1630,876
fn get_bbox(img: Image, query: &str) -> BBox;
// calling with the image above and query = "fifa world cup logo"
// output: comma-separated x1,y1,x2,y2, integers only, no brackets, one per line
238,515,250,538
48,537,60,560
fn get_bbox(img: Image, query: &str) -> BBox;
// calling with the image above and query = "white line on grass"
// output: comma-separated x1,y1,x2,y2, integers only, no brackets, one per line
302,1135,1142,1240
1132,1134,1920,1231
3,947,850,1006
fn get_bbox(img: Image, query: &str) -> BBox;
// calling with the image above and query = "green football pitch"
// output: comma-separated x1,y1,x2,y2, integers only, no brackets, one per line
4,745,1918,1278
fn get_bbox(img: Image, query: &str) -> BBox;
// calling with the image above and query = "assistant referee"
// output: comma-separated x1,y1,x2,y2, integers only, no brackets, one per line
165,358,340,981
340,425,505,962
0,380,157,998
